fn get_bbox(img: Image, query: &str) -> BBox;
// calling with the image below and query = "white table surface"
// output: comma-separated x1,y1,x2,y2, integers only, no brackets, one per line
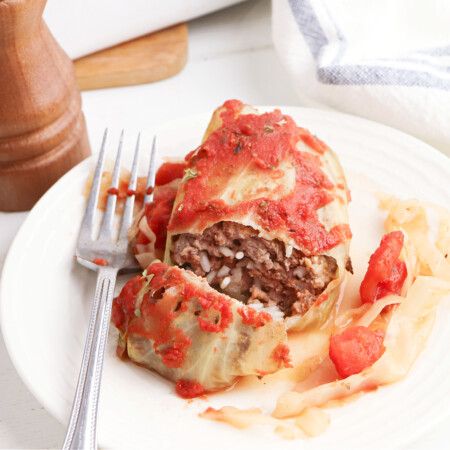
0,1,449,448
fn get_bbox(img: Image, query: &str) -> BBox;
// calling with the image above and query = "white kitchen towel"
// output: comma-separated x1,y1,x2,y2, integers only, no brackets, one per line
272,0,450,153
43,0,246,60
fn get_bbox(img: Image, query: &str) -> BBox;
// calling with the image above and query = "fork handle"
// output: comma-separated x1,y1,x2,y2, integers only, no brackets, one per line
62,266,119,450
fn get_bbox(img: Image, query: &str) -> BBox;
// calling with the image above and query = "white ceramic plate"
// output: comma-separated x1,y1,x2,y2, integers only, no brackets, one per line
1,108,450,450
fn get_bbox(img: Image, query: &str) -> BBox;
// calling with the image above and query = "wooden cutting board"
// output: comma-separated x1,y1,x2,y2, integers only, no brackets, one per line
74,23,188,91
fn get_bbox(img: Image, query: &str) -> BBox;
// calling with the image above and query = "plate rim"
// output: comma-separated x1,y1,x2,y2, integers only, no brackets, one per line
1,105,449,447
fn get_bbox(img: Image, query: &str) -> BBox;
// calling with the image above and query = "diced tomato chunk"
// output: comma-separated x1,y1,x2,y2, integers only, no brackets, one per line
155,162,187,186
134,186,177,255
377,259,407,299
360,231,407,303
147,189,176,250
329,326,385,378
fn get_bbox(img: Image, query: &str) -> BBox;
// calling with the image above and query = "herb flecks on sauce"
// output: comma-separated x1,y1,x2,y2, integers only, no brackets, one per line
168,100,351,255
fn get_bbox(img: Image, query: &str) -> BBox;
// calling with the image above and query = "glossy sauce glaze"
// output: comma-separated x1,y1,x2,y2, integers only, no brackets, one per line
169,100,351,255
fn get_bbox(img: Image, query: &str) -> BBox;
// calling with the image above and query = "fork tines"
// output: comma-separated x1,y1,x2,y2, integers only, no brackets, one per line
80,130,156,248
119,133,141,241
144,136,157,206
98,131,124,241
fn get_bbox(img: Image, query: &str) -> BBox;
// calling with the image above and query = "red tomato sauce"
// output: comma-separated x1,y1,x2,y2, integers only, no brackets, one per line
97,173,147,213
112,264,192,369
181,278,234,333
160,331,192,368
93,258,108,266
168,100,351,255
237,306,272,328
112,275,146,334
135,186,178,254
155,162,187,186
271,344,293,368
176,379,205,398
299,131,328,154
107,187,119,195
315,291,328,306
134,163,186,257
111,263,235,371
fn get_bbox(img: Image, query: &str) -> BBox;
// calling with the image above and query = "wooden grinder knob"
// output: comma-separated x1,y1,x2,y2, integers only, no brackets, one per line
0,0,91,211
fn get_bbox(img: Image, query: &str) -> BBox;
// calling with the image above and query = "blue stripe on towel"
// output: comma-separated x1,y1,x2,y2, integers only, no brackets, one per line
318,65,450,89
287,0,450,90
288,0,328,59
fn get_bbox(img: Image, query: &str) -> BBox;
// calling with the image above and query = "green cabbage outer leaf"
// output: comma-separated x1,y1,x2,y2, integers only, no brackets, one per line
113,262,289,393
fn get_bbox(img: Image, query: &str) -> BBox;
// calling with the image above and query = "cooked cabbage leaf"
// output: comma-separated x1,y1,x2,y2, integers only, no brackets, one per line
112,262,290,395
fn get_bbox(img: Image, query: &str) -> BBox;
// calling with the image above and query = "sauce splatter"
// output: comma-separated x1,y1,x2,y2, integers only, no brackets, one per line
93,172,147,213
93,258,108,266
107,187,119,195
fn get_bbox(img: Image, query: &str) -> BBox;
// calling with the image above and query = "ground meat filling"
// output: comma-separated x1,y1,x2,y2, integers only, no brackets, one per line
170,222,338,317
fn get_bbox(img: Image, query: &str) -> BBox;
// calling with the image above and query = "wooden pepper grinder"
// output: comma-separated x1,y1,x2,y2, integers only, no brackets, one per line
0,0,91,211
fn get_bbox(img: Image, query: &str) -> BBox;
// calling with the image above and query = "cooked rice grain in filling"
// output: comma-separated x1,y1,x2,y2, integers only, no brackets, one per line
170,222,338,317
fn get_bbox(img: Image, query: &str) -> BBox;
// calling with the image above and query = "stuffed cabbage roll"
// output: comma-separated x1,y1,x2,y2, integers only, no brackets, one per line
165,100,352,330
112,262,290,397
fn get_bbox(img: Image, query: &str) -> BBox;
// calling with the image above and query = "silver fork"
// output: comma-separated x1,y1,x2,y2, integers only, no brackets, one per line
62,130,156,450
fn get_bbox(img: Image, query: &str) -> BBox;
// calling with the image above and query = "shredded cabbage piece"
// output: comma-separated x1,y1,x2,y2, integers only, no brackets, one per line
199,406,302,440
133,214,157,269
295,407,330,437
